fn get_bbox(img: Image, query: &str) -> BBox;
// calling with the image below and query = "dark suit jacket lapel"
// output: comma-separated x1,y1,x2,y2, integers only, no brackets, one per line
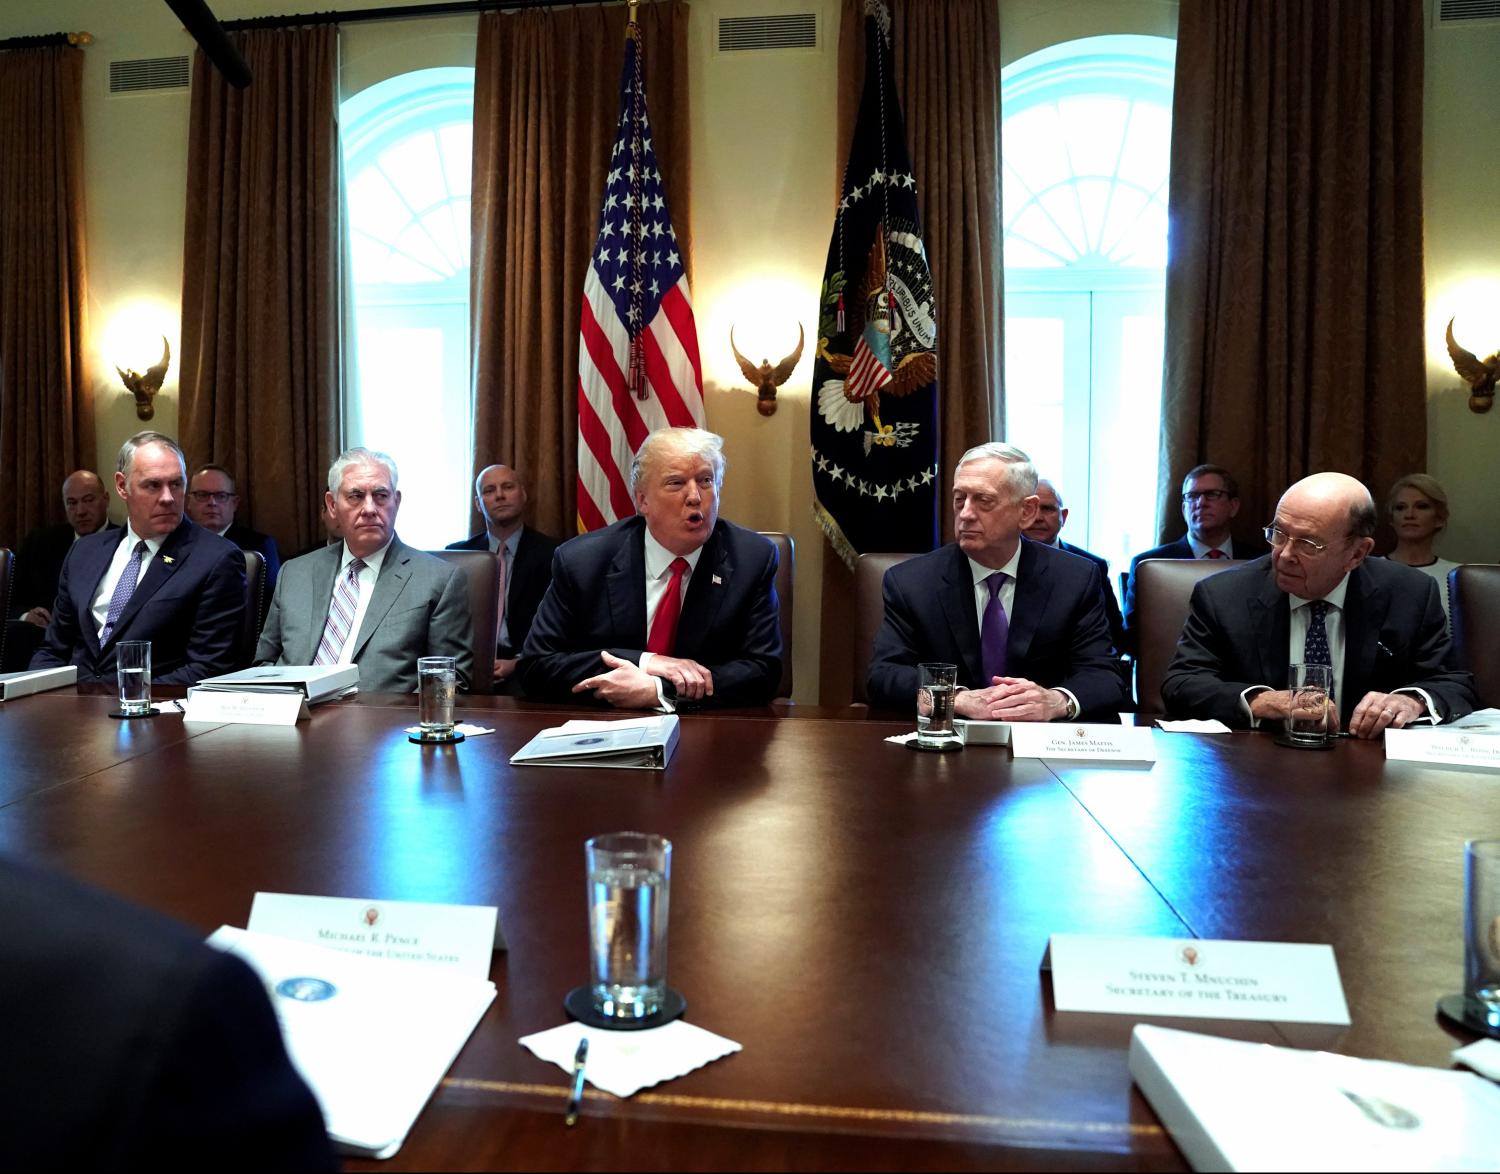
350,539,411,660
1341,564,1384,708
1249,566,1290,686
937,545,983,685
106,521,192,648
675,525,730,658
606,521,648,645
1008,541,1048,669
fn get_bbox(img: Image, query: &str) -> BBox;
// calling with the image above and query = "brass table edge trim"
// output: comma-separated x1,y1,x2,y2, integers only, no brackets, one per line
440,1078,1163,1137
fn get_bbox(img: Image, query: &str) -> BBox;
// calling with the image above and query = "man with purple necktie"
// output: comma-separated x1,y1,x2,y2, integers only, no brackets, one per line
865,442,1128,721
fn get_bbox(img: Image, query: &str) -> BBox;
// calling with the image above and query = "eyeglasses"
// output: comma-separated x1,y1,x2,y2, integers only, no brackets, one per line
1263,524,1338,556
189,491,235,504
1181,489,1230,504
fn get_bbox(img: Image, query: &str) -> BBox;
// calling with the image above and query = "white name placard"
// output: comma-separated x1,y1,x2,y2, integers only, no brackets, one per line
248,892,503,980
1011,723,1157,762
1384,728,1500,771
1047,933,1351,1025
183,689,308,726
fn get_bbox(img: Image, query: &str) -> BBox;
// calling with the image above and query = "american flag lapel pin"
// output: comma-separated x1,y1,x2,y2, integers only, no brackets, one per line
712,574,723,586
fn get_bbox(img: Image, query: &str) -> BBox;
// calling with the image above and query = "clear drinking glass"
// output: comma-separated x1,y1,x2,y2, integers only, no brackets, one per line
116,641,152,717
1465,840,1500,1024
586,832,671,1020
1285,663,1333,745
417,656,457,737
916,662,961,749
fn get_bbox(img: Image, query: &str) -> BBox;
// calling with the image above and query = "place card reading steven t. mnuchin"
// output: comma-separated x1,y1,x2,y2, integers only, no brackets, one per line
1045,933,1351,1025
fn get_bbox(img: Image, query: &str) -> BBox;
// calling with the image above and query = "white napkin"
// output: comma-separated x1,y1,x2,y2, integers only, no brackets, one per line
1453,1038,1500,1081
402,723,495,737
1155,718,1233,733
884,731,921,746
519,1020,741,1097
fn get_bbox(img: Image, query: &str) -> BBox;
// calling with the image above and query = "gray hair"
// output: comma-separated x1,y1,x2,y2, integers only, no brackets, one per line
117,431,186,479
1035,477,1063,509
955,442,1038,501
629,427,726,493
1349,490,1379,539
328,446,399,495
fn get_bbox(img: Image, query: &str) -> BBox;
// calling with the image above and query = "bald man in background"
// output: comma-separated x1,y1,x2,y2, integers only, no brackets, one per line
447,464,558,690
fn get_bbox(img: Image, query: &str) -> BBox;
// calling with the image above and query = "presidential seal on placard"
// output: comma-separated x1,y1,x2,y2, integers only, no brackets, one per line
276,977,337,1002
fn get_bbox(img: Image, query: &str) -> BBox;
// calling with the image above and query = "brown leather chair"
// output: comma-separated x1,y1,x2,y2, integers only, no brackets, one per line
427,549,500,693
1133,557,1243,715
0,548,12,670
240,551,265,668
852,553,914,705
757,532,795,698
1450,564,1500,709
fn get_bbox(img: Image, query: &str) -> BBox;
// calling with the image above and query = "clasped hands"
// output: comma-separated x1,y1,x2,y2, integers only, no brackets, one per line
574,650,714,708
1247,688,1423,739
954,676,1069,723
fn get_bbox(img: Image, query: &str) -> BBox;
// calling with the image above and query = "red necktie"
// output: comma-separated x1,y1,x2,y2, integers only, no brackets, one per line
1206,548,1226,559
647,557,690,655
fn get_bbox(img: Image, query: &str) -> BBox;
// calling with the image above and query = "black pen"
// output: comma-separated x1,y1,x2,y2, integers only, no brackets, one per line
564,1037,589,1126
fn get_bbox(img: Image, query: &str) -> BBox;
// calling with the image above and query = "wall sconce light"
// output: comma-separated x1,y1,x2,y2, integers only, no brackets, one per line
116,336,171,420
730,323,804,417
1446,318,1497,414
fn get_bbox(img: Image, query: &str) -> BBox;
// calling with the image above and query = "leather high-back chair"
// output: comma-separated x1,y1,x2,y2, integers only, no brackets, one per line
1450,564,1500,708
1133,557,1243,714
0,548,12,671
240,551,265,667
757,532,795,698
852,553,914,705
428,549,500,693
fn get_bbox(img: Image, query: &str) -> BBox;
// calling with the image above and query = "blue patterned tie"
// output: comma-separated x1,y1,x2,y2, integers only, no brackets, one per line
980,572,1009,683
1304,600,1332,669
100,540,148,645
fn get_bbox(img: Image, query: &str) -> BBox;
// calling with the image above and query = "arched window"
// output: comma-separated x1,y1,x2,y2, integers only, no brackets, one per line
341,67,475,548
1001,35,1174,574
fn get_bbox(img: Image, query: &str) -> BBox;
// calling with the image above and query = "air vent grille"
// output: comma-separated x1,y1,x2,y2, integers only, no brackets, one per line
109,56,190,94
717,13,818,53
1437,0,1500,22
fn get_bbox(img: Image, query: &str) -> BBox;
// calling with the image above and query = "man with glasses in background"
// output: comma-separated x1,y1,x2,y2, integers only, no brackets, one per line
185,464,282,597
1122,464,1269,653
1161,472,1475,738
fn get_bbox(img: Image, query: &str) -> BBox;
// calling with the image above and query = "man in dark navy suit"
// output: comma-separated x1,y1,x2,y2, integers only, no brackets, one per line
186,463,283,597
1022,477,1126,660
1123,463,1270,652
0,856,333,1170
447,464,558,692
30,431,247,685
866,443,1128,720
517,428,781,710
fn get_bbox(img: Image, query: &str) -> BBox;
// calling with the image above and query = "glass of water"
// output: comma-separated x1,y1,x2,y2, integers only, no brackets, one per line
916,662,961,749
1285,663,1333,746
586,832,670,1020
417,656,457,738
1466,840,1500,1025
116,641,152,717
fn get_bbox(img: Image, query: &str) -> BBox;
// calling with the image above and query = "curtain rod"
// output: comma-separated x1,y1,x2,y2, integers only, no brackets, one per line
222,0,617,32
0,31,93,50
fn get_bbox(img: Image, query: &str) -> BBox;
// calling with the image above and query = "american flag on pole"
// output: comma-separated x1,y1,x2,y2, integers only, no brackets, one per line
575,17,704,533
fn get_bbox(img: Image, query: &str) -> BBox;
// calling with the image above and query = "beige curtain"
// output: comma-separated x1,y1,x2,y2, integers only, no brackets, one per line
179,26,342,553
470,1,690,539
1160,0,1427,539
0,45,92,545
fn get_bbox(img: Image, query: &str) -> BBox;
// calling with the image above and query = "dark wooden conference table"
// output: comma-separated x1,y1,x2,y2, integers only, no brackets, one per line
0,688,1493,1171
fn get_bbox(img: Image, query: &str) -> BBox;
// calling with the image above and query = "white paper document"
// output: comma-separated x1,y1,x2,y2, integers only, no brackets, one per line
1047,933,1350,1025
519,1019,741,1098
207,926,495,1160
1130,1024,1500,1171
510,714,680,769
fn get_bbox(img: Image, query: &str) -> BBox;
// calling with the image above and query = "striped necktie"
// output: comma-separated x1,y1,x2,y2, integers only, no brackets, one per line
315,558,366,665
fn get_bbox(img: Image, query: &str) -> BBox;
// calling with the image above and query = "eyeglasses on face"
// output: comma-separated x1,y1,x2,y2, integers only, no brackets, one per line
1263,524,1338,556
189,491,235,504
1181,489,1230,504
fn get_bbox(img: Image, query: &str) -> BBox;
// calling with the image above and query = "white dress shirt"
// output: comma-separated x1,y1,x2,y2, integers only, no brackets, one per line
964,546,1080,719
330,539,392,666
90,525,166,639
1188,535,1235,559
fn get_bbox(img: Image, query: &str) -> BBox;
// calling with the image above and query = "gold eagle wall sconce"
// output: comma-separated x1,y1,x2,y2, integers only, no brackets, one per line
731,323,804,417
116,336,171,421
1446,318,1497,414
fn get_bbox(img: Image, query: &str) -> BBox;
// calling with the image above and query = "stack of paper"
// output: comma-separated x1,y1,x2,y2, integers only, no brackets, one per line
510,714,680,769
194,664,360,704
1130,1024,1500,1171
208,926,494,1159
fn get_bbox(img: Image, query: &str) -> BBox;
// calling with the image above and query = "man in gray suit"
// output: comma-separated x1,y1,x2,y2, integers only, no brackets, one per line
255,447,473,692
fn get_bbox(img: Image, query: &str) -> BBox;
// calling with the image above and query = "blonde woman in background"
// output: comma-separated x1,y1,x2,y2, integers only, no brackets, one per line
1385,474,1460,620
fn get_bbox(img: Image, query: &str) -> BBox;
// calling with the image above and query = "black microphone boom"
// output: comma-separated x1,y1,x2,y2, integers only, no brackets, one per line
164,0,253,88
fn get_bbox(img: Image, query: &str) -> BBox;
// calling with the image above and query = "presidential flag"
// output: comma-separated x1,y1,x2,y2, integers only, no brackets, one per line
575,18,704,533
811,0,938,569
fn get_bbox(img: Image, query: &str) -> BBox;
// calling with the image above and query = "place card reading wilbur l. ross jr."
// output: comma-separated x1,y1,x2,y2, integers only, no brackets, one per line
248,892,503,981
182,689,308,726
1384,727,1500,771
1046,933,1351,1025
1010,723,1157,762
